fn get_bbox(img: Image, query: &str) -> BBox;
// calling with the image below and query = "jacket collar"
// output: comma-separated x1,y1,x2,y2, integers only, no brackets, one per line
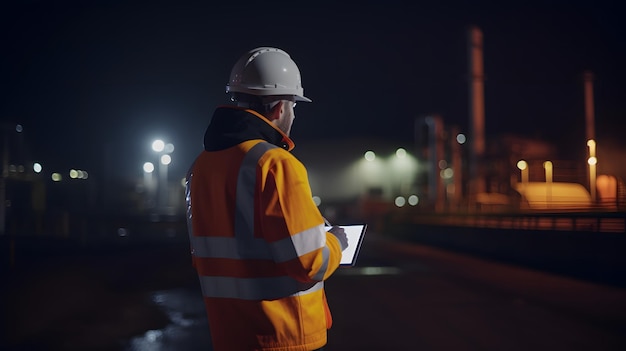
203,106,295,152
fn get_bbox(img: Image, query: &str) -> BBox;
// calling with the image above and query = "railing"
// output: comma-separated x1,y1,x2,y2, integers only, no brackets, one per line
395,210,626,234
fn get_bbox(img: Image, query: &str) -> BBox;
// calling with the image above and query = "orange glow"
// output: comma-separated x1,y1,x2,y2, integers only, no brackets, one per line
514,182,591,209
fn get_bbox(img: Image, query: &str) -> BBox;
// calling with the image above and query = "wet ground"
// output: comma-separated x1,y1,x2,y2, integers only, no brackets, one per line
2,232,626,350
1,239,200,351
123,288,211,351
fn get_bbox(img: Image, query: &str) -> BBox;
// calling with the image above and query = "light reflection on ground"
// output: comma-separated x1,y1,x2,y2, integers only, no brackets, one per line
118,265,405,350
335,266,405,276
122,288,212,351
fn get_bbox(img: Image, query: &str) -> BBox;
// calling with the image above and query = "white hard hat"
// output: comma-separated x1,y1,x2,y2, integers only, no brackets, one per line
226,47,312,102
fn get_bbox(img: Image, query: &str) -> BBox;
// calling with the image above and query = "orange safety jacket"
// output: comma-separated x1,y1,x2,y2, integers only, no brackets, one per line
186,106,344,351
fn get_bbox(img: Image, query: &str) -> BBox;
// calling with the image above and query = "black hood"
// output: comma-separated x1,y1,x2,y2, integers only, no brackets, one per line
203,106,294,152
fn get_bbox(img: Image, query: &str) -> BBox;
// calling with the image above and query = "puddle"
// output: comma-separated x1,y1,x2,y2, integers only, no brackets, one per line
122,288,212,351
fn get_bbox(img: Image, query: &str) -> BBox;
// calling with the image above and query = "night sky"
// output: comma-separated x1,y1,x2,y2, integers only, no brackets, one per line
2,0,625,184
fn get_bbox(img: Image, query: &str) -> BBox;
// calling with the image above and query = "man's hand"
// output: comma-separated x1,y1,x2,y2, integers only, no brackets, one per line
328,226,348,251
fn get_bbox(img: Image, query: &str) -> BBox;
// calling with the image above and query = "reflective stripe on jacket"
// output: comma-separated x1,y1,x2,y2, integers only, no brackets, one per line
186,106,343,351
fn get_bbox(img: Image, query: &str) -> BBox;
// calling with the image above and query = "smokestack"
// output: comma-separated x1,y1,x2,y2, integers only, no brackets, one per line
468,25,486,198
583,71,595,142
583,71,597,202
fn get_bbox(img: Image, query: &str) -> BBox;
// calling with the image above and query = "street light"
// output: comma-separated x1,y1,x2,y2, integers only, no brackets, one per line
143,162,155,173
587,139,597,203
161,154,171,166
159,151,172,212
543,161,553,208
151,139,174,213
152,139,165,153
517,160,528,186
143,162,155,209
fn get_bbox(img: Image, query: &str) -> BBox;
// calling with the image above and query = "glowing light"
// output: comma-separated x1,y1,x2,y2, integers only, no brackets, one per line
394,196,406,207
395,148,407,158
143,162,155,173
364,151,376,161
456,133,466,144
517,160,529,185
68,169,89,179
312,196,321,206
587,156,597,165
543,161,553,183
145,330,162,342
160,154,171,165
336,266,403,276
408,195,419,206
587,140,597,202
440,168,454,179
51,173,62,181
152,139,165,152
33,163,42,173
164,143,175,153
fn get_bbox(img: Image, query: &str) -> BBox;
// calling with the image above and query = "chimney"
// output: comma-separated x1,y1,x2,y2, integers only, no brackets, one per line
468,25,486,199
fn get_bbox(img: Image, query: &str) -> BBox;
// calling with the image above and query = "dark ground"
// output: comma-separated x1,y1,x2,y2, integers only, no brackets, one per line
2,228,626,351
1,237,196,351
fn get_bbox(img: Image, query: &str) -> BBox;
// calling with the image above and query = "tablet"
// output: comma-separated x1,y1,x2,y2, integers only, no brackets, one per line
326,224,367,266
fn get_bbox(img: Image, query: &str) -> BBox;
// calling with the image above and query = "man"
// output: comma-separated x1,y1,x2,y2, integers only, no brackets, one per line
185,47,349,351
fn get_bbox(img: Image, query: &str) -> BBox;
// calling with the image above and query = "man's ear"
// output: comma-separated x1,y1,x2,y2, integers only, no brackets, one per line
266,101,284,121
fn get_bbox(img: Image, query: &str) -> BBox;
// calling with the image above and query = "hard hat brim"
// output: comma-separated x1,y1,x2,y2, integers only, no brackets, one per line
295,95,312,103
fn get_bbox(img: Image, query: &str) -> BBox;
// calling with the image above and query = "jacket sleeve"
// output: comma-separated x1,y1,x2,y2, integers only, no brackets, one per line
259,150,343,283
